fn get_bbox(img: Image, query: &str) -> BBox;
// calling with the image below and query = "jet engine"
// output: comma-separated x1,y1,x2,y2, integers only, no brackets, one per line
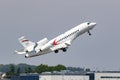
40,42,51,51
37,38,48,46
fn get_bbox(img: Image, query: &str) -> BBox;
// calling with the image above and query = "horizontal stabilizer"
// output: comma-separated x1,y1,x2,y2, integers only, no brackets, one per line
15,50,26,54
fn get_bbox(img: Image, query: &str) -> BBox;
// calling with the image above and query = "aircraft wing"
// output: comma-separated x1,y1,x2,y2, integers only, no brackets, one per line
15,49,26,54
64,40,71,46
50,40,71,51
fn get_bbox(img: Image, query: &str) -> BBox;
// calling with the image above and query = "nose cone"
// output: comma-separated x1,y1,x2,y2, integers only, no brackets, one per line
89,22,96,29
90,22,97,26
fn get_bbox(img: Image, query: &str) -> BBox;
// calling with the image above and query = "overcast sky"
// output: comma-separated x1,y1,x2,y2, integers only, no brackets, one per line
0,0,120,71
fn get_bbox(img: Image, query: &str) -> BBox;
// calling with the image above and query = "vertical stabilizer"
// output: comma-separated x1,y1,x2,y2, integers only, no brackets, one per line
18,36,35,48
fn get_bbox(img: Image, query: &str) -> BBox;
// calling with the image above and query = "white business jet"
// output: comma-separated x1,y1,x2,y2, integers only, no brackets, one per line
15,22,96,58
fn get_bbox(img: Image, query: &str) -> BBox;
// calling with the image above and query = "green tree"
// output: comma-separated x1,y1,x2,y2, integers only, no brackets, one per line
85,68,90,72
6,64,16,78
55,64,66,71
47,66,55,72
10,64,15,75
16,67,20,76
25,67,32,73
34,64,48,73
28,67,32,73
34,64,66,73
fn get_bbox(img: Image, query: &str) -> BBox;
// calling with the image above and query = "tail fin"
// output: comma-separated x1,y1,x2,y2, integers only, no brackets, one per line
18,36,35,48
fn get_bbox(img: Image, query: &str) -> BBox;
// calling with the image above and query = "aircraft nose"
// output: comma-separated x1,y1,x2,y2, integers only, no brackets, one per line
91,22,97,26
88,22,96,29
88,22,97,29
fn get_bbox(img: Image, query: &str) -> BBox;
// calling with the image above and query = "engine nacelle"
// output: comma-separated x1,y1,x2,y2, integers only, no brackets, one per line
40,42,51,51
35,38,49,51
37,38,48,46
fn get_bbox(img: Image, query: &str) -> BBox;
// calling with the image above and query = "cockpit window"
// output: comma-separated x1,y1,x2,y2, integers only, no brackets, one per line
87,22,90,25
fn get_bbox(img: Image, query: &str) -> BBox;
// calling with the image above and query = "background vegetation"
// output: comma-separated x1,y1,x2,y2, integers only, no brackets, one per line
0,63,89,78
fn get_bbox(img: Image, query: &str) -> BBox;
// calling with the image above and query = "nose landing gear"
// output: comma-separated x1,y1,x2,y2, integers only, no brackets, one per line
88,31,91,36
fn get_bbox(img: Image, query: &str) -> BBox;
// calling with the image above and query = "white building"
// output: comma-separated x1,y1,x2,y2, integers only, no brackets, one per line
87,72,120,80
39,75,89,80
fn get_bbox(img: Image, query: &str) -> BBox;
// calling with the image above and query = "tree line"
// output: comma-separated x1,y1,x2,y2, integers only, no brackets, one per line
1,64,66,78
0,63,90,78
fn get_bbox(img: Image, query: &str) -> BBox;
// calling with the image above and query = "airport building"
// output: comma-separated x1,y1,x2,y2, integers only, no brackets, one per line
39,75,89,80
9,72,120,80
10,74,39,80
87,72,120,80
39,72,120,80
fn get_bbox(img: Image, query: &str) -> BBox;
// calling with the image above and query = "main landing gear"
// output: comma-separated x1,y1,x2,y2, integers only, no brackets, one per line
54,50,59,53
62,48,67,52
54,48,67,53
